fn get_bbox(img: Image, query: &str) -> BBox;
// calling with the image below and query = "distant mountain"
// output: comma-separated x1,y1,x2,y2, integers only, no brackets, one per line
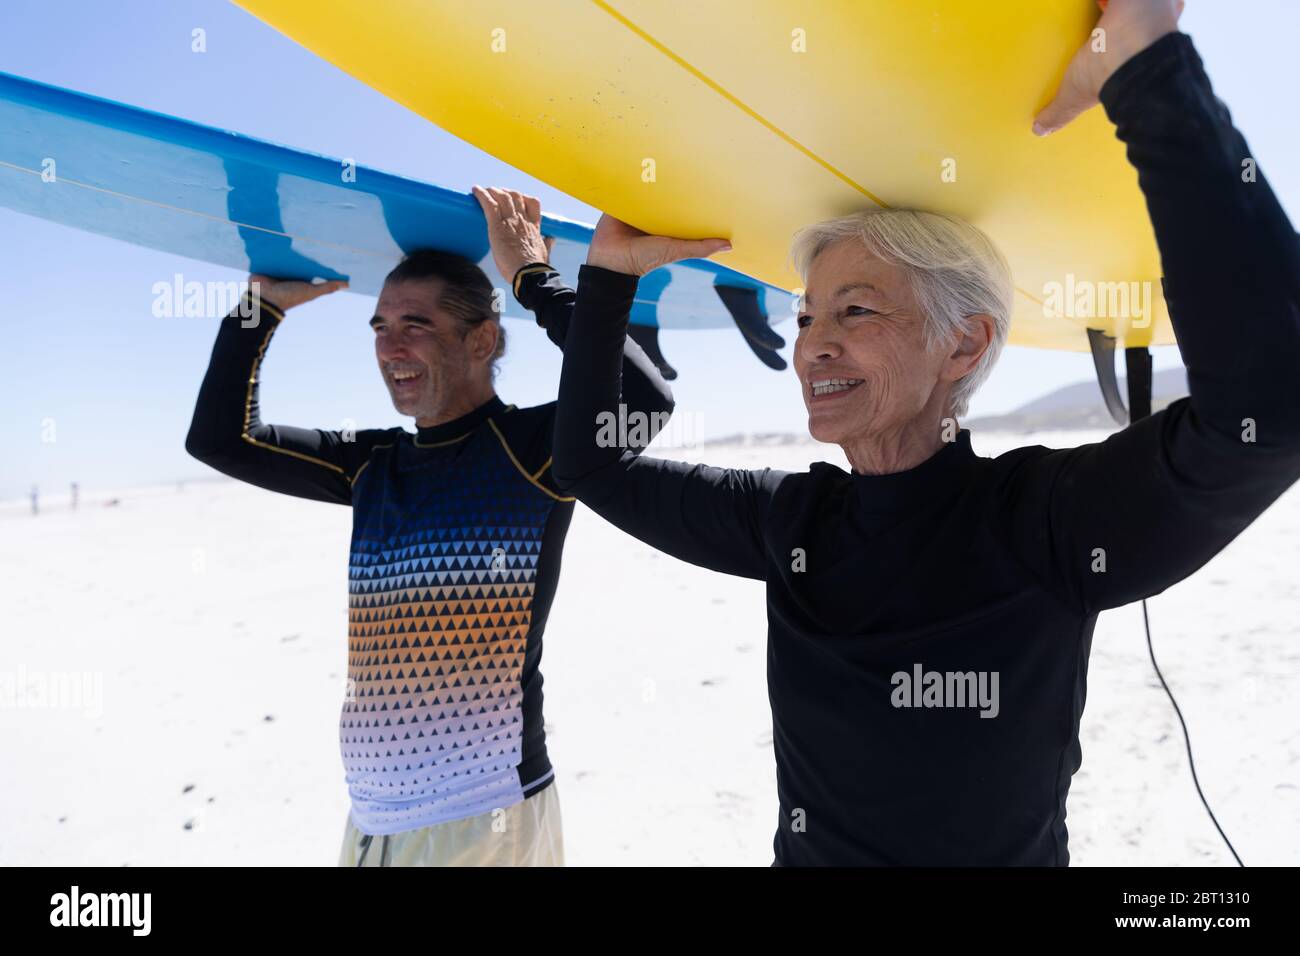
965,366,1188,432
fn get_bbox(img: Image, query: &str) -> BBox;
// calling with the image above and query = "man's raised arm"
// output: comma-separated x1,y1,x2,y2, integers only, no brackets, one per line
474,185,674,448
184,276,391,505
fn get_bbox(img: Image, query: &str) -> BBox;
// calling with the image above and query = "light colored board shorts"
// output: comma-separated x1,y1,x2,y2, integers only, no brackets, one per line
337,783,564,867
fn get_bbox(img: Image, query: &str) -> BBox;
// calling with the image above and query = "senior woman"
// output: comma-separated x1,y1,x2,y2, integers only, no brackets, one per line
553,0,1300,865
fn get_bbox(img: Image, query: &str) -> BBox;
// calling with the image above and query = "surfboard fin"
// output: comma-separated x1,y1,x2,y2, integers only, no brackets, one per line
714,285,787,371
1087,327,1153,426
627,324,678,381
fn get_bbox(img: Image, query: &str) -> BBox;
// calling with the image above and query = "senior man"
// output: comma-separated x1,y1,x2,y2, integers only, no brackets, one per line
186,187,672,866
551,0,1300,865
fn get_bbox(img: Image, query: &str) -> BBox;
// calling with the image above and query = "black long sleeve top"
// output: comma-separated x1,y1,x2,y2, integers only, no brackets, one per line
551,33,1300,866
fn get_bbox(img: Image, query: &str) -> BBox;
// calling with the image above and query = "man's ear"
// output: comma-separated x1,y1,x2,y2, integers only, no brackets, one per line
471,319,501,363
943,314,994,382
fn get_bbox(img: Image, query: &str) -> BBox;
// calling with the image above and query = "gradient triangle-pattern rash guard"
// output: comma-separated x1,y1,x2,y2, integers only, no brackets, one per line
186,269,673,835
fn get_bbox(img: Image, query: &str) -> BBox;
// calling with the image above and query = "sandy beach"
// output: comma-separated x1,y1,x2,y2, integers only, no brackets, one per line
2,428,1295,866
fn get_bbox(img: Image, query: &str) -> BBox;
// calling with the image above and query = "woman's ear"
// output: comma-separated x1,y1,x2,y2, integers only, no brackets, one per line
945,314,994,381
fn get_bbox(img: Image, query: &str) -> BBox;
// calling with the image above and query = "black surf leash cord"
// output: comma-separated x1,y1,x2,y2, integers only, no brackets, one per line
1142,598,1244,866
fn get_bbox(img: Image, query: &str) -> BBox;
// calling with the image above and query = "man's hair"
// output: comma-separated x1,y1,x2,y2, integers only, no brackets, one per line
385,249,506,374
789,209,1012,419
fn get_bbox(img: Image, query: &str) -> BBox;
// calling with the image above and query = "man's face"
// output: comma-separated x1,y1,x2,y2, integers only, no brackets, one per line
371,278,490,425
793,240,948,446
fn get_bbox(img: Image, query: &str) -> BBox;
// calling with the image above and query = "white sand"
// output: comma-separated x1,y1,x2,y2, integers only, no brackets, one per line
1,429,1296,866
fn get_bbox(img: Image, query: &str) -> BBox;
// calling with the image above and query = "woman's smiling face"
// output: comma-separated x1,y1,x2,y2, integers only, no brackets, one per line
794,239,951,447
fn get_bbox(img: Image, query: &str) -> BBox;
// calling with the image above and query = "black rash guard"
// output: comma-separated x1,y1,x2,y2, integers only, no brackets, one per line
552,33,1300,865
185,268,672,836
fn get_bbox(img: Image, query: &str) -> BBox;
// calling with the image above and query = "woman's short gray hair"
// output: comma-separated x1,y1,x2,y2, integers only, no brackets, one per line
790,209,1013,419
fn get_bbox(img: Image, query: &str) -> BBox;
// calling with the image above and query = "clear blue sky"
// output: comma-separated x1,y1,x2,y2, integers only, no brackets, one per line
2,0,1297,500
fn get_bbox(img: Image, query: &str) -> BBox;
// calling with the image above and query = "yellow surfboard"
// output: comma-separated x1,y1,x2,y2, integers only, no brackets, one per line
233,0,1172,351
